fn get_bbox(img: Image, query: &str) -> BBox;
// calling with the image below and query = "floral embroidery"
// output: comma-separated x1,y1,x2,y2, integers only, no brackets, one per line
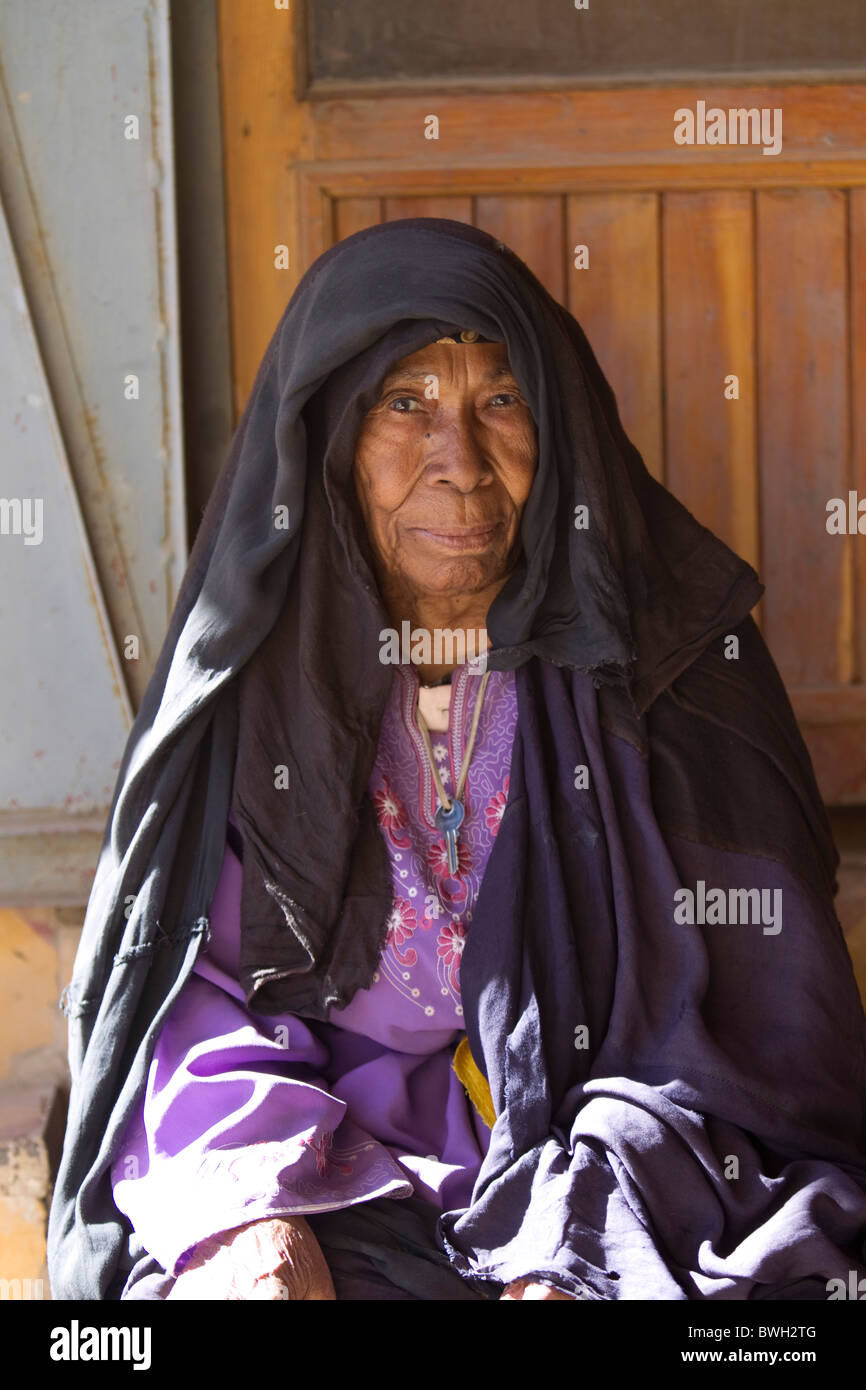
485,776,510,834
433,744,451,785
386,897,418,966
354,667,516,1017
373,775,412,849
428,834,472,882
436,920,466,997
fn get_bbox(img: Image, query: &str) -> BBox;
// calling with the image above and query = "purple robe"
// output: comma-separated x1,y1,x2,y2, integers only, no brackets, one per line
111,665,516,1278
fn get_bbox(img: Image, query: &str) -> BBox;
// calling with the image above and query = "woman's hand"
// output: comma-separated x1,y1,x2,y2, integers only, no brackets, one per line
166,1214,336,1301
500,1277,576,1300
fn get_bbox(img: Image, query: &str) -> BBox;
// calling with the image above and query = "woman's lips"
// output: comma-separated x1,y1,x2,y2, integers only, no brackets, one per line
412,523,503,551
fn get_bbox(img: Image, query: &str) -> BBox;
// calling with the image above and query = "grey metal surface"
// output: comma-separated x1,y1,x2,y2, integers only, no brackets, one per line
0,1,184,903
0,196,133,826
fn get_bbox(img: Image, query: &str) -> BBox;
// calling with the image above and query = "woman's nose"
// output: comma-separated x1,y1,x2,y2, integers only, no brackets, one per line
422,415,490,490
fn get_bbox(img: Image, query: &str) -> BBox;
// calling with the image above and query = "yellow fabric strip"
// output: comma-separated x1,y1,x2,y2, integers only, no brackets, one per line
452,1034,497,1129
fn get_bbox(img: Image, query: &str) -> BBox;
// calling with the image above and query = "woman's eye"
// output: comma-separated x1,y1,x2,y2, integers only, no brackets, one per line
488,392,521,407
388,395,421,412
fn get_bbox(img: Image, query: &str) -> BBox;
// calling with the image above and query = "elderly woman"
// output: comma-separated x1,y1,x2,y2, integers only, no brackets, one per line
48,219,866,1302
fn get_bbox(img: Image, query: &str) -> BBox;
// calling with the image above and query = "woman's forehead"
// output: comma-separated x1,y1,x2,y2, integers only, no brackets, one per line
381,339,513,382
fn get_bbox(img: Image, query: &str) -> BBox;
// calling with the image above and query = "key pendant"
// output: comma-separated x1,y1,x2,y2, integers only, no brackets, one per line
434,798,465,875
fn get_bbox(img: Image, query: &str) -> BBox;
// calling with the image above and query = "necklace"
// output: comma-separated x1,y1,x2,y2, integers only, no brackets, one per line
415,670,491,875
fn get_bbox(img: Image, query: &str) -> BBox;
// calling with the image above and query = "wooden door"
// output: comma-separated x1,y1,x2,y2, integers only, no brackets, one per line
218,2,866,803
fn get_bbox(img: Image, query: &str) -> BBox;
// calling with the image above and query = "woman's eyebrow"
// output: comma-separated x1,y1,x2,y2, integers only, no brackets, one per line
380,368,431,387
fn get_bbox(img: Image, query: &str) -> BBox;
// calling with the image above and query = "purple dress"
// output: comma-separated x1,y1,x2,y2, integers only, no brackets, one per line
111,665,516,1278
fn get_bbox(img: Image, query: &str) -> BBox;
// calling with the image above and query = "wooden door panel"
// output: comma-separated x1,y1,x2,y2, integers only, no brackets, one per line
384,196,472,222
663,191,759,574
307,86,866,172
334,197,382,241
566,192,663,484
757,189,850,689
475,196,566,303
852,188,866,689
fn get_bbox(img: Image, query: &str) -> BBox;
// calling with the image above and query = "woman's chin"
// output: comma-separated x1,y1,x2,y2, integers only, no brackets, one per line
402,551,508,598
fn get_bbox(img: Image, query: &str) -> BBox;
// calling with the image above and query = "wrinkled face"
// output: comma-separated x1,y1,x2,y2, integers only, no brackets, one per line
352,341,538,602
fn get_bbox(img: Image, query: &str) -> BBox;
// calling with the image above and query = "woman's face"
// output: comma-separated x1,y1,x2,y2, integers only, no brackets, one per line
352,341,538,605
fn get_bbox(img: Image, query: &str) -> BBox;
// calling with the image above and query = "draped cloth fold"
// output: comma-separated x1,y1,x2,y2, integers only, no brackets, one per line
47,219,866,1300
440,650,866,1298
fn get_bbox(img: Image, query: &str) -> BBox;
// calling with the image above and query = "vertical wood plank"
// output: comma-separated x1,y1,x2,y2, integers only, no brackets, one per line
383,196,472,223
566,192,663,484
757,189,850,688
852,189,866,687
662,192,758,574
218,0,312,419
475,195,565,303
334,197,382,242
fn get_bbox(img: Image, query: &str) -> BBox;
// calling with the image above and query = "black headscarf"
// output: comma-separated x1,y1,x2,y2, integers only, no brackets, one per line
49,219,864,1300
225,217,766,1017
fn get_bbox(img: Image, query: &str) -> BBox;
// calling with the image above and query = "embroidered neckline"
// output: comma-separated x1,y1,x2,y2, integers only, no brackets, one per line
397,665,480,832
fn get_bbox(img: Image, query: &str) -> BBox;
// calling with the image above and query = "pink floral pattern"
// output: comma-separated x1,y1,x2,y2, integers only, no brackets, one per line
427,835,473,882
357,664,517,1017
373,775,412,849
436,919,466,996
386,897,418,966
485,776,510,835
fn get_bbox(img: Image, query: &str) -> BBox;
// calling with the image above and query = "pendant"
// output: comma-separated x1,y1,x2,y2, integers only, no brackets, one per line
434,798,464,875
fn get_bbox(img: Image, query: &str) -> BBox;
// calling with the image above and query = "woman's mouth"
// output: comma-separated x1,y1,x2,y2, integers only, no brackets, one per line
412,523,503,551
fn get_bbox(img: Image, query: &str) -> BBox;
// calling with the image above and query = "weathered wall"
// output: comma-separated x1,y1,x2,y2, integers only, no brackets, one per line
0,907,82,1294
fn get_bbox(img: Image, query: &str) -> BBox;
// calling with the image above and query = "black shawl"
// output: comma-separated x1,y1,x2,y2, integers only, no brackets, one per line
48,219,866,1299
